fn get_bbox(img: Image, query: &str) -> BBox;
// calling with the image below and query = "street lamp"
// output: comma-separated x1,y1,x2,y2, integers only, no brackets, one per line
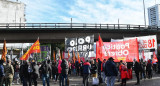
143,0,146,28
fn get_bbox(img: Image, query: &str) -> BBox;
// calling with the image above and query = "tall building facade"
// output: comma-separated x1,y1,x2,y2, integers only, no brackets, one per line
0,0,26,23
148,4,160,26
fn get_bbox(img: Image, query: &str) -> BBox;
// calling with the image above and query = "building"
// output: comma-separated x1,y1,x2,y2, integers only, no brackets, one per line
148,4,160,26
0,0,26,23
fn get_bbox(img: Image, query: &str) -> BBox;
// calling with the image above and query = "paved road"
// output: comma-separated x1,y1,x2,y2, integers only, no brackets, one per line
12,72,160,86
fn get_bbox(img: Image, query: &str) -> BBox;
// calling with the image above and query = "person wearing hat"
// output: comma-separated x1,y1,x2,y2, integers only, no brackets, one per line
104,57,118,86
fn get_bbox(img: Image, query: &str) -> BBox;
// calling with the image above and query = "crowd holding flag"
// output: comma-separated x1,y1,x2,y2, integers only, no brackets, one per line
1,39,7,62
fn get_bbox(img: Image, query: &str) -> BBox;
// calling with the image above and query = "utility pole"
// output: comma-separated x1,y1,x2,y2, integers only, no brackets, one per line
143,0,147,28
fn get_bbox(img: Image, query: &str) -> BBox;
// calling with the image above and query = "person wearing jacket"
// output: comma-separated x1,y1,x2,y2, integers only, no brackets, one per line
105,57,118,86
134,61,141,85
4,59,14,86
61,59,69,86
39,61,51,86
146,60,152,79
120,63,129,86
91,60,97,78
82,60,91,86
31,62,39,86
58,60,62,86
0,60,5,86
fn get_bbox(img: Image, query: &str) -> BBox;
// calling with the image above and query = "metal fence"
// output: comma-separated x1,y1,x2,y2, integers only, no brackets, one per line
0,23,159,30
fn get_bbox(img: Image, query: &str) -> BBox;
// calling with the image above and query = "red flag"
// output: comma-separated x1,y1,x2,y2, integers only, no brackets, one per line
68,50,70,59
77,51,80,63
29,39,40,53
20,39,40,60
98,35,103,47
53,51,56,62
142,50,145,60
96,34,105,61
152,51,158,64
1,40,7,62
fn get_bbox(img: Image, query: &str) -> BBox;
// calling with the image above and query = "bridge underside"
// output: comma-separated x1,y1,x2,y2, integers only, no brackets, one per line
0,28,159,43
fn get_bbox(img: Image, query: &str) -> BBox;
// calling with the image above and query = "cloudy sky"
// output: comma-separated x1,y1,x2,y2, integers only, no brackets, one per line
12,0,159,25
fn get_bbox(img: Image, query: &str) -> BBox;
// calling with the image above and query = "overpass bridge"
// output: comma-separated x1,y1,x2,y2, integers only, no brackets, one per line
0,23,160,43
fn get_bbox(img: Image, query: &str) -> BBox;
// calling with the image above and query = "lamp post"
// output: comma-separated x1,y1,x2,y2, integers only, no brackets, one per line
143,0,146,28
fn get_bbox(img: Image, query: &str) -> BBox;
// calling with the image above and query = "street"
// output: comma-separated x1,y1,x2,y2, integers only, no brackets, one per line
12,72,160,86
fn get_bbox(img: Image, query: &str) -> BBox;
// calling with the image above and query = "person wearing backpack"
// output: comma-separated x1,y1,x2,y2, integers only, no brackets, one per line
61,59,69,86
39,61,51,86
4,59,14,86
0,60,5,86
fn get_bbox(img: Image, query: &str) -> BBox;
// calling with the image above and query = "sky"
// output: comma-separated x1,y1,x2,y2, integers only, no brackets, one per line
11,0,160,25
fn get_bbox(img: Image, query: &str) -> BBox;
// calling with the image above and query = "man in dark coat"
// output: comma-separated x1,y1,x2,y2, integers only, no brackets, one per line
39,61,51,86
105,57,118,86
134,61,141,85
61,59,69,86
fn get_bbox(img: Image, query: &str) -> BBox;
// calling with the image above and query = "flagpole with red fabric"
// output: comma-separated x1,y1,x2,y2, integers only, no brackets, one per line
1,39,7,62
20,39,40,60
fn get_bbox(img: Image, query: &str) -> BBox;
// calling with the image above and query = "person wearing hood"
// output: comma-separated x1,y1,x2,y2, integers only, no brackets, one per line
82,60,91,86
104,57,118,86
58,60,62,86
61,59,69,86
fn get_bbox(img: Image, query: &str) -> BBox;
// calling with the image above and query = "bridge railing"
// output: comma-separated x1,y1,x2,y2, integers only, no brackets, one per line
0,23,159,30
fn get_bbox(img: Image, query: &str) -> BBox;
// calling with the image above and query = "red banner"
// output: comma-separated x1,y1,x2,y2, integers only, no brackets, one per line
96,39,139,62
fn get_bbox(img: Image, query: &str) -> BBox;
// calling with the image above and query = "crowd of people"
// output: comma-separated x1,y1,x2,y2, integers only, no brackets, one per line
0,57,159,86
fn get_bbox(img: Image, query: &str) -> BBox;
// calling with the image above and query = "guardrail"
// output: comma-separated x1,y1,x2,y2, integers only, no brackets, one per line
0,23,159,30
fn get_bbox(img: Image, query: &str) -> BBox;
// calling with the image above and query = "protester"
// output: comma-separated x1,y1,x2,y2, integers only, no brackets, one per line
91,60,97,78
52,61,58,82
105,57,118,86
71,61,76,75
68,61,72,76
28,62,33,86
80,60,84,76
4,59,14,86
134,61,141,85
39,61,51,86
101,59,106,83
0,60,5,86
146,60,152,79
127,62,133,79
20,61,29,86
75,60,80,76
98,58,102,77
13,61,20,84
118,60,123,82
120,62,129,86
61,59,69,86
32,62,39,86
58,60,62,86
82,60,91,86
